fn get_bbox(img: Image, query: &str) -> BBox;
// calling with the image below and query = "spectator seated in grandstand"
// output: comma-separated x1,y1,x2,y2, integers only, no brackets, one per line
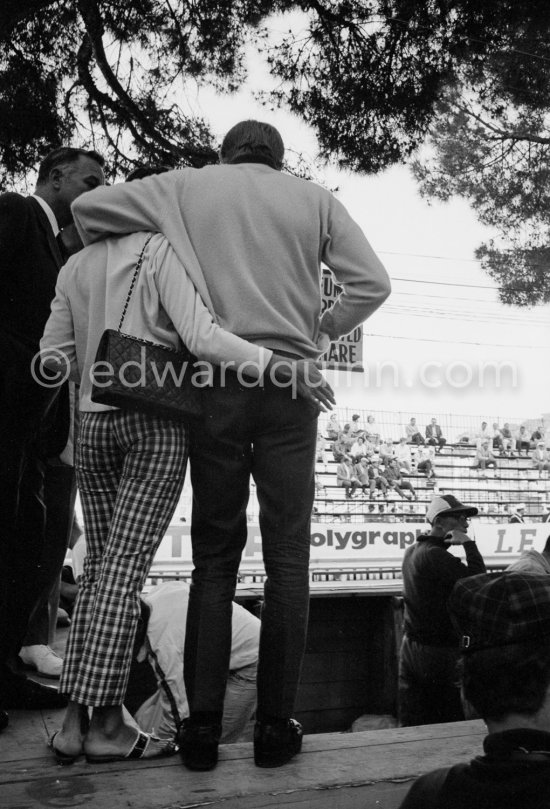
530,422,546,447
474,421,492,448
501,422,515,456
338,423,355,452
491,423,505,454
350,436,370,462
355,457,389,498
364,414,381,445
532,442,550,477
331,434,349,463
405,417,425,445
336,456,360,499
416,446,437,482
378,438,395,466
516,425,531,456
472,439,498,478
425,418,446,453
384,459,417,501
350,413,365,438
394,437,413,474
326,414,342,441
506,535,550,575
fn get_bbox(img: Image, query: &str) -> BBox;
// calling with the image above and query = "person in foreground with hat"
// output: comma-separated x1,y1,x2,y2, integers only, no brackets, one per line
399,571,550,808
398,494,486,727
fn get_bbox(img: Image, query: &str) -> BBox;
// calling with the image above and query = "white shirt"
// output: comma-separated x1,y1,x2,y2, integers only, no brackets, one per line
31,194,59,236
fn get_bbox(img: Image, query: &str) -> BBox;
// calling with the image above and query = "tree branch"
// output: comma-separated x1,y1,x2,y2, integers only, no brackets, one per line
453,101,550,145
76,0,216,165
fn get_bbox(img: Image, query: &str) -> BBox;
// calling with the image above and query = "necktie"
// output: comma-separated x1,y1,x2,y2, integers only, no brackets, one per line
56,231,68,263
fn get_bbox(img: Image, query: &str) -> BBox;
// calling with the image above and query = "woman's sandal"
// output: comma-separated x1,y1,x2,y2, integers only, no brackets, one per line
85,730,178,763
49,730,83,765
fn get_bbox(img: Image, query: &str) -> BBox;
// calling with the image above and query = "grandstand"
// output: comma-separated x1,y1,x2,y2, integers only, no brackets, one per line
148,407,549,585
170,409,549,526
283,408,548,524
144,408,550,734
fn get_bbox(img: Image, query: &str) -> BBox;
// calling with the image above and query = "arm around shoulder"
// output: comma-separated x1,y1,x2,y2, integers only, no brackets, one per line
72,173,174,244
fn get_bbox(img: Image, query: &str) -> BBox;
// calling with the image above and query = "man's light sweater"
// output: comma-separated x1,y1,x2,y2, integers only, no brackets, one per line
72,163,391,359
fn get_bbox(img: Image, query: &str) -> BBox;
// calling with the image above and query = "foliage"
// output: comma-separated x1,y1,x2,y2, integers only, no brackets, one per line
0,0,286,183
2,1,550,301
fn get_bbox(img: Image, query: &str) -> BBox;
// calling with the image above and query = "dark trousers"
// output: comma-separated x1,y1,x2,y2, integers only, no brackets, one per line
24,463,77,645
0,356,50,679
185,372,318,722
0,334,71,687
427,436,446,450
398,634,464,726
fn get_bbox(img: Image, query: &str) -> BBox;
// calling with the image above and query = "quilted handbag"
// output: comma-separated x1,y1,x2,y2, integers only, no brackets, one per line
91,234,202,422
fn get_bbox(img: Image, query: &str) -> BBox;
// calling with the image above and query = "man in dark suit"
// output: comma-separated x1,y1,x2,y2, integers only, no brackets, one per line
425,417,446,453
0,147,105,730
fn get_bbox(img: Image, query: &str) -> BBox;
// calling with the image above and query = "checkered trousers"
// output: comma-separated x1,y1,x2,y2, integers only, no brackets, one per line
60,410,188,706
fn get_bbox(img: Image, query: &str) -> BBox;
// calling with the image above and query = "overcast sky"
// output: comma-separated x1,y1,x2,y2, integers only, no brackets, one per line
188,22,550,427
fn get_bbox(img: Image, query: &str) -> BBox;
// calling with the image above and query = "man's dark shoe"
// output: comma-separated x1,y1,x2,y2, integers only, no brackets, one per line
2,676,68,710
0,709,8,732
254,718,303,768
177,719,222,771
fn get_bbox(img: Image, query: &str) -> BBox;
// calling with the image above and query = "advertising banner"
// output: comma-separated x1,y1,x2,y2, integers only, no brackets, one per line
152,521,548,576
320,268,364,371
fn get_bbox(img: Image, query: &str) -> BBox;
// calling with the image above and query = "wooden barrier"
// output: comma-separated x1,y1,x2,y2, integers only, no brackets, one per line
0,711,485,809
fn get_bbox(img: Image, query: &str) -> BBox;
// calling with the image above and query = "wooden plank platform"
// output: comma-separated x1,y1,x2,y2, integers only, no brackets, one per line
0,714,485,808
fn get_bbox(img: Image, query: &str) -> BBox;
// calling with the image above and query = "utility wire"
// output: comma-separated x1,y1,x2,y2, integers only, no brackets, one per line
381,304,550,325
380,250,480,263
363,333,546,348
391,276,498,290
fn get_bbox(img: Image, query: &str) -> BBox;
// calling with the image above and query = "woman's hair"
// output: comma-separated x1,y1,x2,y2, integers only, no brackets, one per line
460,640,550,721
220,120,284,170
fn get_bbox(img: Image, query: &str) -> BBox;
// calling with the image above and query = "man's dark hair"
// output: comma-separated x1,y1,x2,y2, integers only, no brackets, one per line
220,120,284,170
544,534,550,553
460,640,550,721
125,164,172,182
36,147,105,184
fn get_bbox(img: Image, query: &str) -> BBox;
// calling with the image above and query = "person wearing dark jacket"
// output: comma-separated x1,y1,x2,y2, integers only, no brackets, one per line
0,147,104,730
398,494,486,726
400,571,550,808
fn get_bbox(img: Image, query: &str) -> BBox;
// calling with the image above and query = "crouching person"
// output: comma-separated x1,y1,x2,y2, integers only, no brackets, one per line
399,571,550,808
128,582,260,744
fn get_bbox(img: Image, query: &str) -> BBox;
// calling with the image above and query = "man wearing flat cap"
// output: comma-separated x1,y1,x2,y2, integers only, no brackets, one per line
400,571,550,807
398,494,486,727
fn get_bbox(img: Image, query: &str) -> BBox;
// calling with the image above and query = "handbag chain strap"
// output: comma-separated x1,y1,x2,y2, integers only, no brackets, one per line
118,233,154,332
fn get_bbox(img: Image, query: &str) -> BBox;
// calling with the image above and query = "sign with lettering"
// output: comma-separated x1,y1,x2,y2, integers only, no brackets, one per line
320,268,364,372
152,522,547,576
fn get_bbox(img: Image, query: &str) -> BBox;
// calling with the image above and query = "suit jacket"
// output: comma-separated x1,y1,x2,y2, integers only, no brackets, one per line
0,193,64,349
0,193,69,455
426,423,442,439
